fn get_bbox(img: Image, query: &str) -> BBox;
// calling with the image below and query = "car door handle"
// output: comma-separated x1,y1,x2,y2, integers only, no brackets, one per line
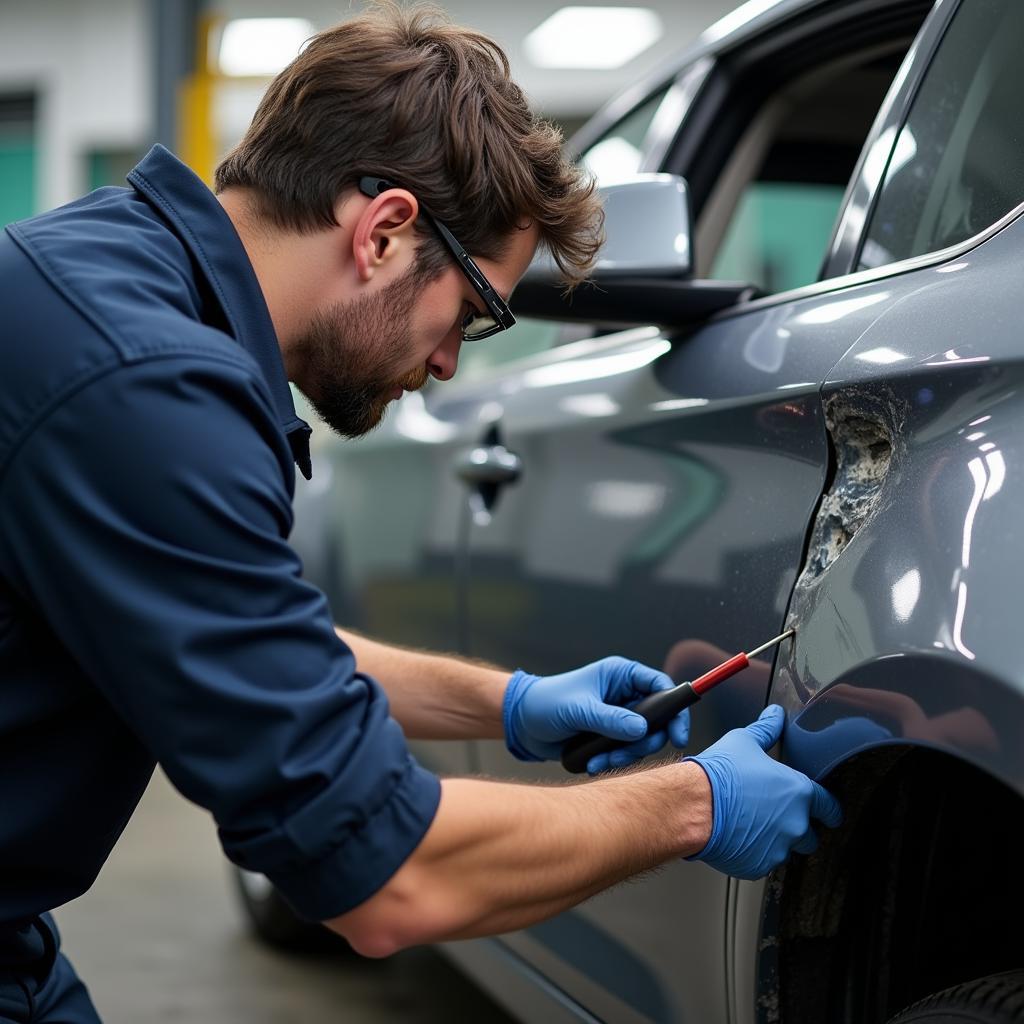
454,445,522,486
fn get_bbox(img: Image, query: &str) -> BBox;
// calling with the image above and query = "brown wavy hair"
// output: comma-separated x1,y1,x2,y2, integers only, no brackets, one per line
214,2,603,286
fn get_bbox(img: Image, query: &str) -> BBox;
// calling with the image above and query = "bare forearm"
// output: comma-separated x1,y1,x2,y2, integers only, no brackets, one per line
327,760,712,955
336,627,508,740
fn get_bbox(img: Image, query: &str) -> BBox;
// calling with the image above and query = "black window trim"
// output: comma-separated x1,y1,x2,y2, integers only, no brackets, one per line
660,0,936,216
688,0,1024,320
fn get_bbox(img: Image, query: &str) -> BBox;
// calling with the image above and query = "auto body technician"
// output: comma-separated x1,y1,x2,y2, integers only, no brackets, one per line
0,4,841,1019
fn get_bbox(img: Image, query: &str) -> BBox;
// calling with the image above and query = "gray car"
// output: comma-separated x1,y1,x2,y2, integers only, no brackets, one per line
236,0,1024,1020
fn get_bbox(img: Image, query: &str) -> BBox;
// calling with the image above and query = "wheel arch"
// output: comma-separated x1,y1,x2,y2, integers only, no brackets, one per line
747,740,1024,1023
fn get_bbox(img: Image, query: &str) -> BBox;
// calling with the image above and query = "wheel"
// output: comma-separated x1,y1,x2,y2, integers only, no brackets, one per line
887,970,1024,1023
231,866,347,953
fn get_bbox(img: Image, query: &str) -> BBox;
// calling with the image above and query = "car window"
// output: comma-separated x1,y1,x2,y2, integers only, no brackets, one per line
697,48,909,294
580,86,669,186
858,0,1024,271
711,181,846,293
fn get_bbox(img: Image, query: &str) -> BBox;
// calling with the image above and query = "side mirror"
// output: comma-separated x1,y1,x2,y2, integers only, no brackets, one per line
516,174,758,328
592,174,693,279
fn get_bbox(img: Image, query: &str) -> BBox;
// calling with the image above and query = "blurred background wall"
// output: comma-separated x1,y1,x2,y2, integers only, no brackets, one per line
0,0,742,221
0,0,150,220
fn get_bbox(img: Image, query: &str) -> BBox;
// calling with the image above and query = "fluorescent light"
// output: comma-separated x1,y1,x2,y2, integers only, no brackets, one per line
650,397,708,412
856,346,908,365
891,568,921,623
587,481,665,519
522,340,671,388
524,7,663,70
797,292,890,326
559,394,621,418
218,18,314,77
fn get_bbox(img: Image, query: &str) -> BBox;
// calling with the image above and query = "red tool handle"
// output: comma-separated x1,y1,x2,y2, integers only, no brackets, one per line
691,652,749,695
559,629,794,774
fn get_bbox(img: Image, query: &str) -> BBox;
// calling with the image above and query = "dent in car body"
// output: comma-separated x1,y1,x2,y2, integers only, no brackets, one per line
774,213,1024,794
801,390,900,580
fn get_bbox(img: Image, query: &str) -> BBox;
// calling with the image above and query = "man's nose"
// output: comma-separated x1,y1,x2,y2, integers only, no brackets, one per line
428,331,462,381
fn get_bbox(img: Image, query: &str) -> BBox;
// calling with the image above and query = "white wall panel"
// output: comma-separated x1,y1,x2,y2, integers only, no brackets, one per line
0,0,150,208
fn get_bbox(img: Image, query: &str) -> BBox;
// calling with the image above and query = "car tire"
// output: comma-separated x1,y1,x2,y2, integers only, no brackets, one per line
231,866,347,953
886,970,1024,1023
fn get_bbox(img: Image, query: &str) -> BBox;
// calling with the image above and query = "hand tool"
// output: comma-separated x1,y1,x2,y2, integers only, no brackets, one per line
560,628,796,774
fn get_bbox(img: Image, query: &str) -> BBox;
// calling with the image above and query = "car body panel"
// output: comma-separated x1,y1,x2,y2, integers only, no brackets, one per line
448,266,943,1020
773,209,1024,791
308,408,477,778
439,937,605,1024
726,209,1024,1024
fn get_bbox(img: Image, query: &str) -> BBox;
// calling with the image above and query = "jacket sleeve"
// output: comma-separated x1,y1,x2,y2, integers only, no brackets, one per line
0,353,440,921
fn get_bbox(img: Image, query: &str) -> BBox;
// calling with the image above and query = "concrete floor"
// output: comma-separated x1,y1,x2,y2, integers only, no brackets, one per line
55,770,516,1023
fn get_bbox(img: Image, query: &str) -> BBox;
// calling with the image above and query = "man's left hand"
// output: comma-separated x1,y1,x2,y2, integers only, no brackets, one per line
503,657,690,774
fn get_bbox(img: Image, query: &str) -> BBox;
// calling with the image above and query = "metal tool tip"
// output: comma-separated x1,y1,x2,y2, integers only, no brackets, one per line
746,628,796,659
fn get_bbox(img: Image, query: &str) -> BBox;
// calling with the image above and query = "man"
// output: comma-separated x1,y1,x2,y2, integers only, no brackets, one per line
0,4,840,1019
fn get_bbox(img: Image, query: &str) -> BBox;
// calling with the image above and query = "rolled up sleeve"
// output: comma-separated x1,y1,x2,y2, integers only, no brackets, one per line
0,353,440,920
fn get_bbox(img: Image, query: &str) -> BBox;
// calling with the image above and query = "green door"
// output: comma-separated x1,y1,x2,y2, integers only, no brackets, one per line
0,93,36,226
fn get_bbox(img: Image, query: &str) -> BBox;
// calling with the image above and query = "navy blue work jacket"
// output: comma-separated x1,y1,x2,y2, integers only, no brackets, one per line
0,146,440,926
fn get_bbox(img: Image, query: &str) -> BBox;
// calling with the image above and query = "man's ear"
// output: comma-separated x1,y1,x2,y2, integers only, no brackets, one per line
348,190,419,283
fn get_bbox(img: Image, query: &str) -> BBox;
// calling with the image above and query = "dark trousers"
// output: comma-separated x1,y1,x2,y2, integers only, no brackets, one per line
0,916,100,1023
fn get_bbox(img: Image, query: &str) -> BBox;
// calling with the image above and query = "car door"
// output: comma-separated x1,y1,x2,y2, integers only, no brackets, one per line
447,2,948,1021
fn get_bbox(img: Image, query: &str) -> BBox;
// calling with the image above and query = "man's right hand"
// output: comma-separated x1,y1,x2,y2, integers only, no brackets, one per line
687,705,843,880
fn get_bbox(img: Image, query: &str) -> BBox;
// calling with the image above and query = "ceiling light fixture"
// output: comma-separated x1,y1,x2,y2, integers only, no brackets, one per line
218,18,314,77
524,7,663,70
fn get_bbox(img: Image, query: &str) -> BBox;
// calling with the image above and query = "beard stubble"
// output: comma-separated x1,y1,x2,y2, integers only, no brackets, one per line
293,268,431,438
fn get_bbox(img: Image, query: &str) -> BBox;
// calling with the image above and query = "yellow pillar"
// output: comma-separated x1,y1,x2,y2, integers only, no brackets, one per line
177,13,221,184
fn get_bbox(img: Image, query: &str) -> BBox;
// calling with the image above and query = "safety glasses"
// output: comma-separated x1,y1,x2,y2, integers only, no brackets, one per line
358,176,517,342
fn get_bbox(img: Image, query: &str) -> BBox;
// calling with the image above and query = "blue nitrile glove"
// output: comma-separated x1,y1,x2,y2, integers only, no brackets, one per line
686,705,843,880
503,656,690,773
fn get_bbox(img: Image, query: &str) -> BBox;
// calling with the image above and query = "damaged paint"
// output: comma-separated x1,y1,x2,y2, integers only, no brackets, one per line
798,390,903,584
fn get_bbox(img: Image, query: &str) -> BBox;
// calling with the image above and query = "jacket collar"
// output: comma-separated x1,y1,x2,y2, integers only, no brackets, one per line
127,145,312,480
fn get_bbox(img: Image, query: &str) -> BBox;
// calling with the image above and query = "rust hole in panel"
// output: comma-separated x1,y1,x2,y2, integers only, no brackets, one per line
799,391,900,583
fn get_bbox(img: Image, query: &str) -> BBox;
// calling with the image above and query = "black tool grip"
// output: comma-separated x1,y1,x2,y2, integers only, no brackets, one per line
560,682,701,774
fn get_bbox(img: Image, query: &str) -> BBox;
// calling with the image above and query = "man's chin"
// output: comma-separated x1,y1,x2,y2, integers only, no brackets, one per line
307,398,391,440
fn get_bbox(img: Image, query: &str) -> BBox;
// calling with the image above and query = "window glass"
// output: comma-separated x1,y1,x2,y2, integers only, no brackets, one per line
860,0,1024,271
697,46,909,293
580,86,668,186
712,182,845,293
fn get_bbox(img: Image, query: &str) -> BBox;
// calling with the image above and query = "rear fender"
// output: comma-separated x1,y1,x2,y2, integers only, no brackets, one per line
745,233,1024,1021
